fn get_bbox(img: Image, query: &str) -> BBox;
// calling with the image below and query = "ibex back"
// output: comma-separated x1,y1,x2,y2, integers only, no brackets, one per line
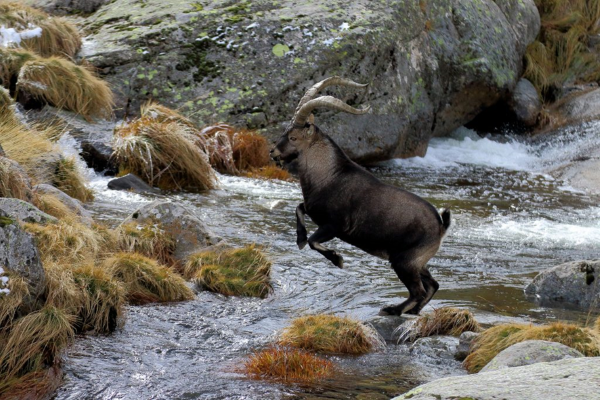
270,77,451,316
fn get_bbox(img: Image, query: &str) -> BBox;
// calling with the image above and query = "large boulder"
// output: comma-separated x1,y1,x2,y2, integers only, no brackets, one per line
80,0,540,162
480,340,584,372
123,201,221,262
0,209,45,313
393,357,600,400
33,184,94,226
557,88,600,124
0,198,57,225
525,260,599,310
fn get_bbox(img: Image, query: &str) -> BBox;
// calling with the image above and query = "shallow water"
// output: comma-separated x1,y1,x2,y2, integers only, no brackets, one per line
55,124,600,400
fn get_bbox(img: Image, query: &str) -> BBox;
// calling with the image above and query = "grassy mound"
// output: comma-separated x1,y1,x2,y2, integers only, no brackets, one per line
52,157,94,202
17,57,113,120
0,275,28,327
0,157,32,201
0,3,82,58
116,222,176,267
279,315,384,355
464,322,600,373
113,116,216,191
188,245,272,298
401,307,482,342
0,306,74,384
243,346,334,383
72,264,125,334
104,252,194,305
525,0,600,102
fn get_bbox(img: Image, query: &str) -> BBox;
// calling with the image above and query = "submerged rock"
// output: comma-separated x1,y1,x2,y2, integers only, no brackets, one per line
368,315,412,342
107,173,160,194
525,259,599,310
33,184,94,226
123,201,221,262
454,331,479,361
80,0,539,162
480,340,584,372
393,357,600,400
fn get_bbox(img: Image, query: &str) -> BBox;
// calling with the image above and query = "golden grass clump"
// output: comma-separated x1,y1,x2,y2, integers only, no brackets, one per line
23,219,101,264
0,113,57,183
401,307,482,342
243,346,334,383
0,305,74,383
0,47,38,89
188,245,272,298
52,157,94,202
0,3,82,58
33,192,77,220
245,165,292,181
0,86,12,110
113,116,217,191
72,264,125,334
0,275,29,327
463,322,600,373
0,157,32,201
140,101,198,130
104,252,194,305
116,221,176,267
279,315,384,355
17,57,113,120
595,316,600,333
525,0,600,101
42,262,84,314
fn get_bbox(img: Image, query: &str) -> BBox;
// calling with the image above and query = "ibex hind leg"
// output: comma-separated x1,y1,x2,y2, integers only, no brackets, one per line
379,258,426,316
308,225,344,268
296,203,308,249
405,269,439,315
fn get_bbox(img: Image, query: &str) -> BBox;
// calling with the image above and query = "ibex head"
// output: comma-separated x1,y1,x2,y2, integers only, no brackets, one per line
270,76,370,165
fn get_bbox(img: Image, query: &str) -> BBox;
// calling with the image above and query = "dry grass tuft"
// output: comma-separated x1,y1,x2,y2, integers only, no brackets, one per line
0,364,62,400
33,192,77,220
42,262,84,313
0,305,74,382
245,165,292,181
188,245,272,298
0,3,81,58
141,101,197,130
0,48,38,89
243,346,334,383
23,219,101,264
52,157,94,202
0,157,32,201
399,307,482,342
72,264,125,334
17,57,113,120
595,316,600,333
116,222,176,267
0,112,58,183
279,315,384,355
0,86,12,110
0,275,29,327
104,252,194,305
113,116,216,191
463,321,600,373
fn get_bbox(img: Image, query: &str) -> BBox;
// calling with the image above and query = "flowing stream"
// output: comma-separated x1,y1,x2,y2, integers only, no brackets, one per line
55,124,600,400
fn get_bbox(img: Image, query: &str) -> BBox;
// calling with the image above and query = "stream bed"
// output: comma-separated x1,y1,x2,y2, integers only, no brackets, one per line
55,124,600,400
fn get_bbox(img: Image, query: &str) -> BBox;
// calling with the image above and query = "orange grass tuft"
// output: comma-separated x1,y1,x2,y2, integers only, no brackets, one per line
243,346,334,383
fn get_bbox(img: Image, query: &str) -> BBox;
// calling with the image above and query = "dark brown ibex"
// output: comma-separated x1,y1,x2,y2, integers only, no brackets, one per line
270,77,451,315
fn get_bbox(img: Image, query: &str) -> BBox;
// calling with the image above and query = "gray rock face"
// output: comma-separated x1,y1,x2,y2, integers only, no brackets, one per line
410,336,460,361
123,201,221,262
33,184,94,226
509,78,541,127
454,331,479,361
557,88,600,124
481,340,584,372
23,0,109,14
0,210,45,313
393,357,600,400
107,173,160,194
367,315,411,342
81,0,539,162
525,260,599,310
0,198,57,225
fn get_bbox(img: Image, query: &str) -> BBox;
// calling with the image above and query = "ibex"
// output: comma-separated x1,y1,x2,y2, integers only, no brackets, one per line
270,77,451,316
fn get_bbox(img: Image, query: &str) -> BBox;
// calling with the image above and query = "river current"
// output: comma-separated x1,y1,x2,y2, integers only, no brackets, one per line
55,123,600,399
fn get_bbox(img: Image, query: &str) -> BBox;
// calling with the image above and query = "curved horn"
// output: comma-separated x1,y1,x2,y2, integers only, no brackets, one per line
294,76,369,116
293,95,371,127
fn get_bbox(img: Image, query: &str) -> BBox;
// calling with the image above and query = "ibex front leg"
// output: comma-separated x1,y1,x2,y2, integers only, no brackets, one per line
296,203,308,249
308,225,344,269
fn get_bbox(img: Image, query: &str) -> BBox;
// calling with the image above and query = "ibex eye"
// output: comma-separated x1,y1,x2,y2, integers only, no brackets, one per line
290,137,297,141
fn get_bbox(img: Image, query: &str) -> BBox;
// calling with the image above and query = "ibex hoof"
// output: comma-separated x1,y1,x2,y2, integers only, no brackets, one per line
333,253,344,269
378,305,402,316
297,239,307,250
